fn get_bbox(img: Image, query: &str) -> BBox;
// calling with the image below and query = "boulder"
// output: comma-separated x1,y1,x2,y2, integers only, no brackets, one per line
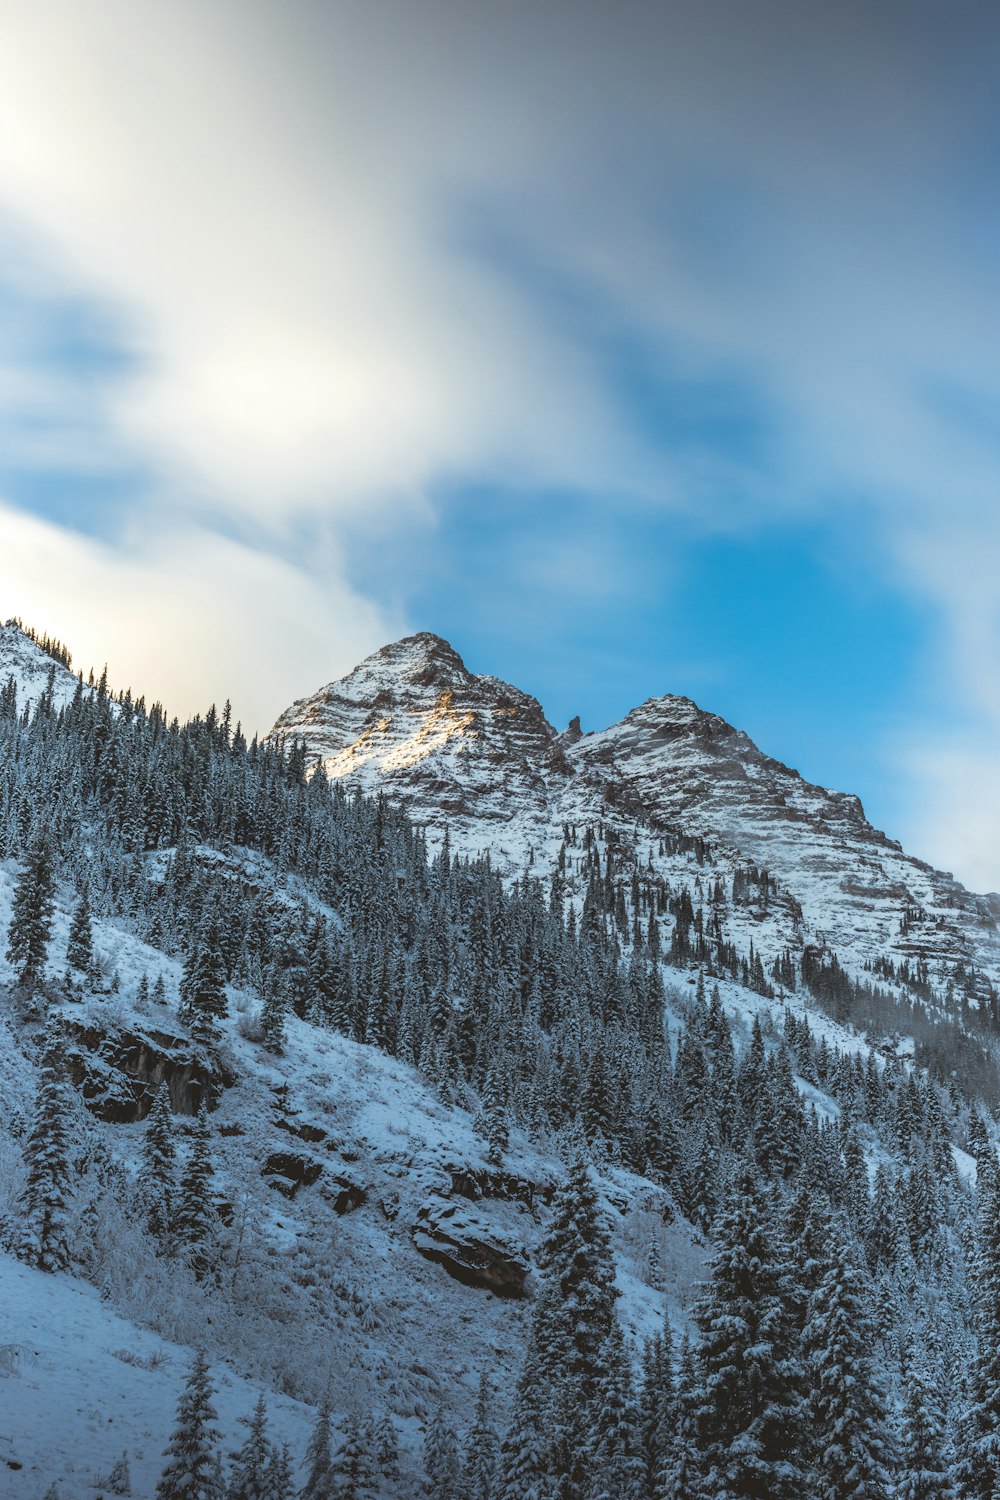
412,1201,530,1297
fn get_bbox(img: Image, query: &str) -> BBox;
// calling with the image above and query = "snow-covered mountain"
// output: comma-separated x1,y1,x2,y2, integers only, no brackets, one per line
0,618,994,1497
271,632,1000,993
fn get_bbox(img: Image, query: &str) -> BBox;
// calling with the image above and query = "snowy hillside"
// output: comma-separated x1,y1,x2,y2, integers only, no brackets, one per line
0,619,996,1498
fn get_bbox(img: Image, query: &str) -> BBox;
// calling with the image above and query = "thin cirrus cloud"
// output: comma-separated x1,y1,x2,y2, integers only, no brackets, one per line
0,3,996,879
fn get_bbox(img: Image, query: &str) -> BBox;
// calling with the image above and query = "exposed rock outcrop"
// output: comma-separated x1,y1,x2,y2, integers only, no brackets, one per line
412,1200,530,1297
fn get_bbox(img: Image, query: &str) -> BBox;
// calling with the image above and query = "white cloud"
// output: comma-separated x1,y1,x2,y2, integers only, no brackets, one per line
0,2,995,878
0,502,398,729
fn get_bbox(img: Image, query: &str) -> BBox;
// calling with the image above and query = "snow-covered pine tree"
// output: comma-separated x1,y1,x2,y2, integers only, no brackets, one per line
300,1398,333,1500
156,1349,222,1500
265,1442,294,1500
228,1393,270,1500
957,1166,1000,1499
373,1413,401,1491
328,1410,378,1500
423,1401,461,1499
175,1103,216,1274
259,973,287,1055
143,1082,177,1244
477,1068,510,1168
461,1372,498,1500
691,1169,807,1500
897,1340,954,1500
589,1319,643,1500
65,884,94,978
20,1018,73,1272
7,836,55,991
803,1232,891,1500
180,923,229,1046
637,1323,675,1500
106,1451,131,1495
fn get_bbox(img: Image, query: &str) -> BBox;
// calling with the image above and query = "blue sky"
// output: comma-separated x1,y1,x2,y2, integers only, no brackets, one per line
0,1,998,888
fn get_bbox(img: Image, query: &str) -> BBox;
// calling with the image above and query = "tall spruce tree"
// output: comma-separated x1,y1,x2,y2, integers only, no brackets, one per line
7,837,55,990
958,1168,1000,1498
803,1233,891,1500
143,1083,177,1244
691,1169,807,1500
21,1019,73,1273
227,1393,270,1500
156,1350,222,1500
176,1104,216,1274
462,1372,499,1500
300,1398,333,1500
65,885,95,978
423,1402,461,1499
898,1342,954,1500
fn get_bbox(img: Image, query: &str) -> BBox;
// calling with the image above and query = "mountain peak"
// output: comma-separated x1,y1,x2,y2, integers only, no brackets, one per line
342,633,472,698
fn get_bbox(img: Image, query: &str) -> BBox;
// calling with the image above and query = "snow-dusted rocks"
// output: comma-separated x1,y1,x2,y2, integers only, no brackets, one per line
412,1200,531,1298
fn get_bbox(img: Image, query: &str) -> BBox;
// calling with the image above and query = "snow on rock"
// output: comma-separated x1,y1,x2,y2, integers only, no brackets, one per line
412,1199,531,1298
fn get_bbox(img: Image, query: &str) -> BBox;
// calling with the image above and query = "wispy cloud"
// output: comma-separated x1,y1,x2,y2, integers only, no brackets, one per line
0,2,997,877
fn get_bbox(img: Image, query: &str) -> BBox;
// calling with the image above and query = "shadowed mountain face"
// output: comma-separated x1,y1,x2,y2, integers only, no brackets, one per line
270,633,1000,988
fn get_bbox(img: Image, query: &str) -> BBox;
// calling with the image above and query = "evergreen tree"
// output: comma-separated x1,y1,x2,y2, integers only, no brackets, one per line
589,1320,643,1500
803,1234,891,1500
21,1020,73,1273
329,1411,377,1500
143,1083,177,1244
461,1373,498,1500
7,837,55,990
692,1170,806,1500
373,1414,400,1492
180,924,229,1046
423,1402,461,1499
301,1398,333,1500
66,885,94,977
156,1350,222,1500
176,1104,216,1274
228,1394,270,1500
898,1344,954,1500
958,1169,1000,1498
106,1451,132,1495
259,977,287,1055
265,1443,294,1500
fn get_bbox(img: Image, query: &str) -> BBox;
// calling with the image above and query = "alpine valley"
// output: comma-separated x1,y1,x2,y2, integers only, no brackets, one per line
2,618,998,1499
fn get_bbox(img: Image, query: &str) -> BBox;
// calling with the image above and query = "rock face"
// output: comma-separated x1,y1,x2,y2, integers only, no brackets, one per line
412,1200,530,1298
64,1021,235,1122
271,634,1000,992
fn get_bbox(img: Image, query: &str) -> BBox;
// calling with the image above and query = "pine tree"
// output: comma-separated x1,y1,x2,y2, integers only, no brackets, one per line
156,1350,222,1500
259,977,287,1055
329,1411,378,1500
7,837,55,990
637,1325,675,1500
803,1233,891,1500
423,1402,461,1499
228,1393,270,1500
898,1343,954,1500
462,1373,498,1500
143,1083,177,1244
589,1320,643,1500
176,1104,216,1274
21,1020,73,1272
478,1068,510,1168
180,923,229,1046
495,1318,557,1500
265,1443,294,1500
106,1451,131,1494
958,1168,1000,1498
301,1398,333,1500
66,885,94,977
373,1413,400,1492
691,1170,807,1500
